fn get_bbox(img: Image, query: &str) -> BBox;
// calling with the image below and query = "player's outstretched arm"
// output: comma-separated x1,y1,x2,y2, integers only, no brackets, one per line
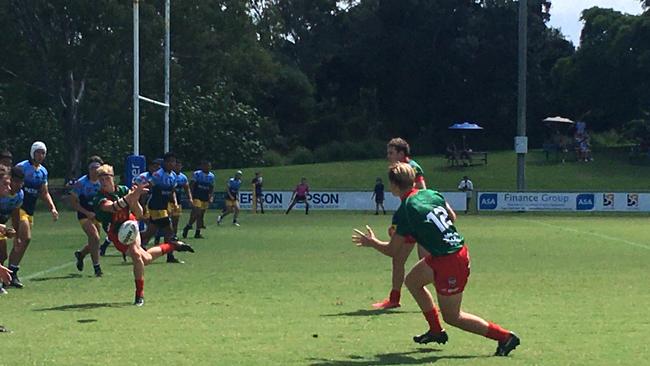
353,225,405,258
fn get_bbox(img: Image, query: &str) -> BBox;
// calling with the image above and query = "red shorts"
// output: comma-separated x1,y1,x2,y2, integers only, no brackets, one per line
107,214,137,254
424,245,470,296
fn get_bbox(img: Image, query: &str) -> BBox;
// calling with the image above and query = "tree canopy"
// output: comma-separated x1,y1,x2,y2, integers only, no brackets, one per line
0,1,647,176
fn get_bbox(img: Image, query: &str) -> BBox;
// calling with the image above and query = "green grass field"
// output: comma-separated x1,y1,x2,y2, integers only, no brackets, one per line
2,210,650,365
206,148,650,192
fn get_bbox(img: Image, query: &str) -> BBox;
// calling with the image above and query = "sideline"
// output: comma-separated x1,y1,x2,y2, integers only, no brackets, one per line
519,218,650,251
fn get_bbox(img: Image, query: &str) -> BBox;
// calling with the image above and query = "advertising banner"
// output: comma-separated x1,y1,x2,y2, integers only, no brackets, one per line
477,192,650,212
180,191,467,211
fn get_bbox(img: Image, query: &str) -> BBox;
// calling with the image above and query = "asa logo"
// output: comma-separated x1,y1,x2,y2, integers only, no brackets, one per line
479,194,497,210
576,194,595,210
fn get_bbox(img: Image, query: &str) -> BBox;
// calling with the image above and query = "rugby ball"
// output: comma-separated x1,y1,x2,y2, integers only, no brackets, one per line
118,220,139,245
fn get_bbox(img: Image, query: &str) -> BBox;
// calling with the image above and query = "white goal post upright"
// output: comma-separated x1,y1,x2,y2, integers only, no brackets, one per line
133,0,171,155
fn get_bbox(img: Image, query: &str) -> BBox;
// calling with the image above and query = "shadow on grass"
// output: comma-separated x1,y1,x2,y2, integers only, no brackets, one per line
77,319,98,323
30,273,83,282
34,302,131,312
308,349,487,365
321,309,418,317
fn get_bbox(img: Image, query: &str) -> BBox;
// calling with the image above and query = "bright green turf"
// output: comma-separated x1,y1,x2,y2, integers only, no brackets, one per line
2,210,650,365
209,148,650,192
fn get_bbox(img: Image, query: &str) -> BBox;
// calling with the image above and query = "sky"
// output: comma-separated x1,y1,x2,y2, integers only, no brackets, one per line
547,0,644,45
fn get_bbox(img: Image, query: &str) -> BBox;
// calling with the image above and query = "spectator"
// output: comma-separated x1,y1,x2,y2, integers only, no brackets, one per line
251,172,264,214
286,177,310,215
371,177,386,215
457,176,474,214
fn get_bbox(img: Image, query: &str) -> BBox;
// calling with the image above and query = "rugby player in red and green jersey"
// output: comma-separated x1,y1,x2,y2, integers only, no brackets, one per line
353,162,520,356
372,137,428,309
93,164,194,306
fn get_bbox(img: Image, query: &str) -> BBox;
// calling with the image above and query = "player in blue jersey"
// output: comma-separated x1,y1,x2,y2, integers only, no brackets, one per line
138,152,182,263
9,141,59,288
217,170,242,226
170,159,192,238
182,160,215,239
0,166,24,294
0,166,16,292
155,158,193,243
72,156,105,277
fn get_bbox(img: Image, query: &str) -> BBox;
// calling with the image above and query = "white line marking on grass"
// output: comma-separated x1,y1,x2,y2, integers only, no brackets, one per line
23,261,75,280
519,218,650,251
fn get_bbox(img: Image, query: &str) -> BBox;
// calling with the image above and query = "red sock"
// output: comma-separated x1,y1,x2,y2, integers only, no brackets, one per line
135,278,144,298
158,243,174,254
389,289,401,303
485,322,511,342
84,244,90,251
423,308,443,333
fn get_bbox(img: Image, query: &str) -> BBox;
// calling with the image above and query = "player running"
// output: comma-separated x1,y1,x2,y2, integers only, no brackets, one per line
372,137,429,309
217,170,243,226
93,164,194,306
181,160,214,239
353,162,520,356
0,166,24,294
72,156,105,277
9,141,59,288
285,177,310,215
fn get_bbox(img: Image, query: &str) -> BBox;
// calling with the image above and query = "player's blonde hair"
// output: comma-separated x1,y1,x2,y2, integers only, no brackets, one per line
96,164,114,177
388,162,415,191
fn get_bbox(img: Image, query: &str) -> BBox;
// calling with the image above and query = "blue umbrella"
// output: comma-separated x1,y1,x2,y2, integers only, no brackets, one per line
448,122,484,150
448,122,484,130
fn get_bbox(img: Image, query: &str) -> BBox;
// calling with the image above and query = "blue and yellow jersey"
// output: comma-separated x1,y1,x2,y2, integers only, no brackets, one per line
174,172,189,200
227,177,242,198
191,170,215,202
147,168,177,210
0,190,24,223
16,160,48,216
71,175,101,214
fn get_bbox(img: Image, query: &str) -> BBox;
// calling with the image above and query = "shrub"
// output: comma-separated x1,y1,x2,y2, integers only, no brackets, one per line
262,150,285,166
288,146,315,164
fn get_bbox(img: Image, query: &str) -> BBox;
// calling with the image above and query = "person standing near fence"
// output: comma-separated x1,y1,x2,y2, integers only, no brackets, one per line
457,176,473,214
371,178,386,215
251,172,264,214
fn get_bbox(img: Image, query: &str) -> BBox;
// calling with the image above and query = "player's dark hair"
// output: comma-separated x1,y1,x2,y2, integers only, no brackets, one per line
387,137,410,156
88,155,104,165
0,150,12,160
163,152,176,162
11,166,24,180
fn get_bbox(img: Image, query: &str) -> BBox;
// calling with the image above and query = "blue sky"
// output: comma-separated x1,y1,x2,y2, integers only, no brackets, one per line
547,0,644,45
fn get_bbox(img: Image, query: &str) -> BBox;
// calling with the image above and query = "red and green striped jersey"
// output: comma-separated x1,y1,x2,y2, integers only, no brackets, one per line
394,189,464,256
93,185,130,233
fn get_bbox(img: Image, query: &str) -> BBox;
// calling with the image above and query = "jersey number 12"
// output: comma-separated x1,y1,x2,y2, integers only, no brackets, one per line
426,207,452,232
